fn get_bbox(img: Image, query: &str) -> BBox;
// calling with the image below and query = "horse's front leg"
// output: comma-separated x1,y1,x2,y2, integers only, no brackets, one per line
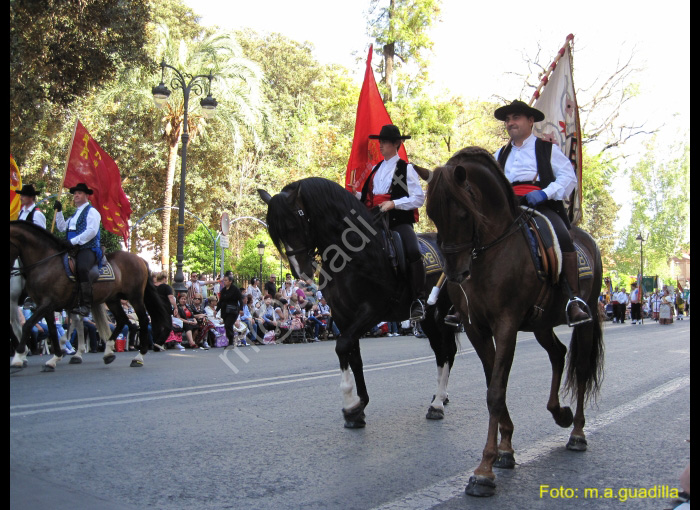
466,327,517,498
335,332,367,429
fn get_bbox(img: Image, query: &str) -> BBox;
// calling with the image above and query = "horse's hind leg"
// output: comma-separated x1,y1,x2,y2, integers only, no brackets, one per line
534,329,574,428
42,317,64,372
423,311,457,420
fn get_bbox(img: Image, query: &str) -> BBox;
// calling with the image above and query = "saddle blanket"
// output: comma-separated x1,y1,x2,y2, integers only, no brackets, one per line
418,235,445,275
63,254,116,282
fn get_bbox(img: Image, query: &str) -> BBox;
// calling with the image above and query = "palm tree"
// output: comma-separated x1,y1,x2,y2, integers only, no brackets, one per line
152,26,267,271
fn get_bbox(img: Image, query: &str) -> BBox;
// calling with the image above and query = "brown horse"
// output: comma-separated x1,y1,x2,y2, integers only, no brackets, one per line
10,221,171,371
425,147,604,497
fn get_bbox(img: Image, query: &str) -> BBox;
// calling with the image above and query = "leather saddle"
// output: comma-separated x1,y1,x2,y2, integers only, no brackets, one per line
520,206,593,285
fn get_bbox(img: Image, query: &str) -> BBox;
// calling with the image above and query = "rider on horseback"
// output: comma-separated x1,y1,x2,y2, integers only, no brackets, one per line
54,182,103,317
494,100,591,325
358,124,427,321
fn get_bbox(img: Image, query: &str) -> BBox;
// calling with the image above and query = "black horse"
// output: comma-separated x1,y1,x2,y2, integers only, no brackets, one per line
258,177,457,428
426,147,604,497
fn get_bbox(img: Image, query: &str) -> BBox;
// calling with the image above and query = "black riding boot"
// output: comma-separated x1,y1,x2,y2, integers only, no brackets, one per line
408,258,427,321
562,252,591,325
74,281,93,317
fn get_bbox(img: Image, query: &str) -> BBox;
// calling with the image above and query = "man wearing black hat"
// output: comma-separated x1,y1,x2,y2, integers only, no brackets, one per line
494,100,590,325
358,124,426,320
17,184,46,229
54,183,103,316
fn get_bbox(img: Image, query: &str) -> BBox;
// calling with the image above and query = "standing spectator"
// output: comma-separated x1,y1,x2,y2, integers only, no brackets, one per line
216,275,244,347
264,274,278,298
614,287,628,324
629,283,641,324
650,291,661,321
153,271,175,351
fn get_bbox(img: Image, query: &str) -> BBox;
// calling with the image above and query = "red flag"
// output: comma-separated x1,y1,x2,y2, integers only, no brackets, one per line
345,45,407,192
63,120,132,242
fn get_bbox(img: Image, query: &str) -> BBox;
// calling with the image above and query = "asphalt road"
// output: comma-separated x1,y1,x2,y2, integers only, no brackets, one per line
10,318,690,509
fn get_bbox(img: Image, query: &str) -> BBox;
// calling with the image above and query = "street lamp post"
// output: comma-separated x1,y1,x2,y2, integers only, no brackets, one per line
635,232,648,324
152,60,217,292
257,241,265,283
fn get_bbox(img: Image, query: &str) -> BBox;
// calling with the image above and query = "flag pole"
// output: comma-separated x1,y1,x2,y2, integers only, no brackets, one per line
528,34,574,106
51,118,79,233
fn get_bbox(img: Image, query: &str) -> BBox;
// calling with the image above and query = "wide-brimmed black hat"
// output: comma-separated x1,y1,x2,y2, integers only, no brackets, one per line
18,184,39,197
494,100,545,122
368,124,411,141
69,182,94,195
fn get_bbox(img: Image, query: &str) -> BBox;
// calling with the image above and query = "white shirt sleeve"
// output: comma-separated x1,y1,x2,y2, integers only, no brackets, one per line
55,211,67,232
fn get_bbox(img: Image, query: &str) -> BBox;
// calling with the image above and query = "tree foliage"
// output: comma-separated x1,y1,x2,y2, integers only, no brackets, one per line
10,0,152,159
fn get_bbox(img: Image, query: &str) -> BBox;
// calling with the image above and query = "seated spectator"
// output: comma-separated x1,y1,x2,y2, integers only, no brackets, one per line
204,295,227,347
176,293,201,349
305,303,325,342
188,293,211,349
281,280,295,299
247,278,263,306
19,300,47,355
232,319,249,347
240,294,257,344
317,297,340,338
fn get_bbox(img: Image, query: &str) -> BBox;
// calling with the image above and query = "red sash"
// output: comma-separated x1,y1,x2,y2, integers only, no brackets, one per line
512,184,542,197
364,171,419,222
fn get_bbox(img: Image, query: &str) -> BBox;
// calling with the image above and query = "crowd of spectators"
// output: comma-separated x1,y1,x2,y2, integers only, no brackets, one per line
599,285,690,325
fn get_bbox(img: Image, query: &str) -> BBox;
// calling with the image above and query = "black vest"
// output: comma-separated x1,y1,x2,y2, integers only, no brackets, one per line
497,137,571,229
360,159,416,227
497,137,554,188
21,207,40,226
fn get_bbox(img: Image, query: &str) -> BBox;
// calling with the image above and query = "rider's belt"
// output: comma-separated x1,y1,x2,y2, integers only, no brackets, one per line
512,181,543,197
365,192,392,209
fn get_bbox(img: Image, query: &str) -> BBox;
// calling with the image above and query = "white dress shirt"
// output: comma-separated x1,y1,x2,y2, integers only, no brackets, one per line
494,133,577,201
55,202,101,245
18,204,47,229
357,154,425,210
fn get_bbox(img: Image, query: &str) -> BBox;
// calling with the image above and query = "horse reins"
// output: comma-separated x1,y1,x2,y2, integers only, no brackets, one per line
10,241,68,278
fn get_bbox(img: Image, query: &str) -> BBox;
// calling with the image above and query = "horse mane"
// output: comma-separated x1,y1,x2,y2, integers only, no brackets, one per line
10,220,73,252
267,177,383,260
426,146,519,231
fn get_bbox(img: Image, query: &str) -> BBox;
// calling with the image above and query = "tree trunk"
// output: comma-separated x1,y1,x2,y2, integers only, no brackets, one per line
383,42,395,102
160,139,179,270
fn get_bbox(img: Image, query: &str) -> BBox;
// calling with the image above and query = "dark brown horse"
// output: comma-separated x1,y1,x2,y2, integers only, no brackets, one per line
10,221,171,371
425,147,604,497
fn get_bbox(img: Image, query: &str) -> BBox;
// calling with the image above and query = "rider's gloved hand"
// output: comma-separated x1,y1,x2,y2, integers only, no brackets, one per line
53,200,63,212
524,190,548,207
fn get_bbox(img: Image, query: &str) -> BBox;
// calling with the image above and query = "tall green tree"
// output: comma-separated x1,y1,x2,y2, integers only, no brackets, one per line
367,0,441,102
10,0,152,161
613,140,689,278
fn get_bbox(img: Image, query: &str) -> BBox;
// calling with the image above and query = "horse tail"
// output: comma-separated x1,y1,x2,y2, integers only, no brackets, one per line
144,271,172,345
564,303,604,405
92,305,113,343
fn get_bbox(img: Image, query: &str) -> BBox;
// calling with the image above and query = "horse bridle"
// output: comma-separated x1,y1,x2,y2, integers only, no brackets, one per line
282,206,319,260
440,209,532,271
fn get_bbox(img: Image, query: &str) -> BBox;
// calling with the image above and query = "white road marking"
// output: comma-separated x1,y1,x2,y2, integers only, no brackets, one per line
370,375,690,510
10,347,483,417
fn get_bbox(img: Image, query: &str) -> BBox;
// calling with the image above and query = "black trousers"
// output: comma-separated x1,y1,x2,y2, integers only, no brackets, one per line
75,248,97,282
534,204,575,253
223,313,237,345
393,223,421,262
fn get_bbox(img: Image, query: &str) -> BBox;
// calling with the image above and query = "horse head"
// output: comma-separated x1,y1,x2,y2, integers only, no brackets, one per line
427,147,519,284
258,184,317,281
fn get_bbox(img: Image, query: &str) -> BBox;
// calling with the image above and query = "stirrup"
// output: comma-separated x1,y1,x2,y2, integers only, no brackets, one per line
409,299,426,321
443,306,460,327
566,297,592,327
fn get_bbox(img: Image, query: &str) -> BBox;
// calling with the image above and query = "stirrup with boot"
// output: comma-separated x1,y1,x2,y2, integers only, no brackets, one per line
562,252,591,326
408,259,426,321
